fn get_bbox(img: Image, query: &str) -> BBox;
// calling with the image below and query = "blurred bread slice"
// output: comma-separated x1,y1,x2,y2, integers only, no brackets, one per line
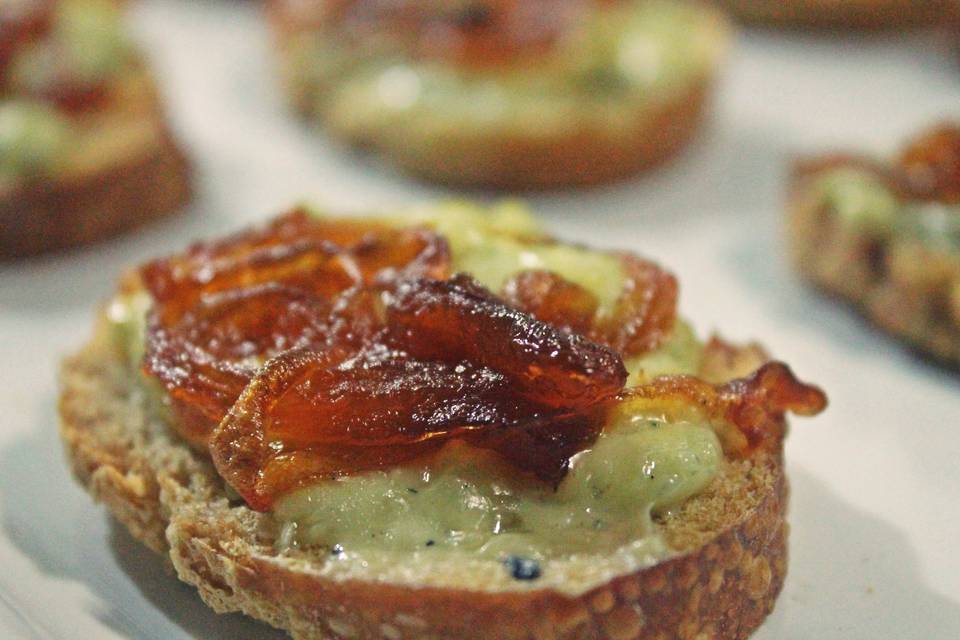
715,0,950,29
1,60,191,259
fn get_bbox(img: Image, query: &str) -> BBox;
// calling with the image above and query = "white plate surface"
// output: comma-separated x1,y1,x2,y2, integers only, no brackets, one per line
1,1,959,638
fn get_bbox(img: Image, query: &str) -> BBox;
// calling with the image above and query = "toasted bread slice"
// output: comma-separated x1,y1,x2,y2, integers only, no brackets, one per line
267,0,729,189
61,315,791,640
715,0,950,29
0,62,191,259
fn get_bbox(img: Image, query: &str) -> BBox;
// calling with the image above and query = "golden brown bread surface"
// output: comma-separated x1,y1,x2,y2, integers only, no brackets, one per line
0,66,191,259
267,0,727,189
60,317,790,640
715,0,950,28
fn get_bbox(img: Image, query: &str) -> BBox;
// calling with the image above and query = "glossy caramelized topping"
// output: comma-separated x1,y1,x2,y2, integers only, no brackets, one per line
142,210,450,447
900,124,960,204
321,0,602,67
140,210,825,511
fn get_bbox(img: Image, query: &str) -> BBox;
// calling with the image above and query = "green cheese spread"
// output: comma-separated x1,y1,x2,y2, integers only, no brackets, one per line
276,416,719,560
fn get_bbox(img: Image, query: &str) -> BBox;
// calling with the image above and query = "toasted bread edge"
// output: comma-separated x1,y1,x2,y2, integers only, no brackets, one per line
60,318,789,640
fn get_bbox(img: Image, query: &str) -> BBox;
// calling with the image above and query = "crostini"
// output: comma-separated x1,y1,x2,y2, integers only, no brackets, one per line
61,202,826,639
0,0,191,258
790,124,960,365
267,1,730,188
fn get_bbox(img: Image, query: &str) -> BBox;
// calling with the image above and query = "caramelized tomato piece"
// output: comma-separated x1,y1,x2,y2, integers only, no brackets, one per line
620,362,827,454
900,124,960,203
211,276,627,510
384,275,626,409
144,285,332,446
325,0,591,67
503,270,599,335
504,257,678,357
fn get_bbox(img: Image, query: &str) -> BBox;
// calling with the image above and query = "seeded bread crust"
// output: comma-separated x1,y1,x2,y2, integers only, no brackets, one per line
714,0,949,28
788,168,960,365
266,1,727,189
0,64,191,259
60,314,790,640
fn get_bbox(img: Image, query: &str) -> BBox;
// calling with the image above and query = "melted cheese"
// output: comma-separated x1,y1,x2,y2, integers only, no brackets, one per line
0,101,72,181
276,417,719,560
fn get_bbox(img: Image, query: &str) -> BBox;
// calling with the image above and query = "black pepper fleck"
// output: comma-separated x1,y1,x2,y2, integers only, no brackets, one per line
503,555,541,581
407,487,419,494
425,539,436,547
331,544,344,556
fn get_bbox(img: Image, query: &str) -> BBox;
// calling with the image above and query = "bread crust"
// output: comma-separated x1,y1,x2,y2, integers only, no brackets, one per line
788,166,960,365
60,318,790,640
715,0,949,29
346,80,711,191
0,67,191,259
266,0,726,189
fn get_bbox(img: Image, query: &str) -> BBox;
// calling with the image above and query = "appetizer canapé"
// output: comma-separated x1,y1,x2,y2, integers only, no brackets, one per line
62,202,826,640
0,0,190,258
267,1,729,188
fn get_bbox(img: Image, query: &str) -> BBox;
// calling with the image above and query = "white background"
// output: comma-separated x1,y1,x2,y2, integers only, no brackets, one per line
1,1,959,638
